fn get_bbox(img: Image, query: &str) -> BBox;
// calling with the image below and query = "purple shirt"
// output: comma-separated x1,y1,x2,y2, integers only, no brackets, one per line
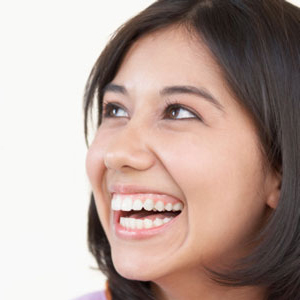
72,290,107,300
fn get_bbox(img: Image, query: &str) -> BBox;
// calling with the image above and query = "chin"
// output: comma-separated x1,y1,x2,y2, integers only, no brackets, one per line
112,253,161,281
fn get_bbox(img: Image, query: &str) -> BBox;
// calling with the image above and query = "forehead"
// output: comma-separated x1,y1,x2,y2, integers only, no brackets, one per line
113,25,222,87
109,25,237,115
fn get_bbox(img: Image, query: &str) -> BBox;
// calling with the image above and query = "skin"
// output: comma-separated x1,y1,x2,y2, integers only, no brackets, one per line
86,26,281,300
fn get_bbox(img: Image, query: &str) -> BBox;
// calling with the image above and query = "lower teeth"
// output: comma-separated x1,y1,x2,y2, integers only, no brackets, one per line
120,216,173,230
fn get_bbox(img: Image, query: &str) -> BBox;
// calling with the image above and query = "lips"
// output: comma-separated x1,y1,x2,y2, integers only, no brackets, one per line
112,208,181,239
109,185,184,239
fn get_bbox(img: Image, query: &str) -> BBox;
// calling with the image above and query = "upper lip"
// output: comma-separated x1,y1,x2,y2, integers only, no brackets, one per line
108,184,183,202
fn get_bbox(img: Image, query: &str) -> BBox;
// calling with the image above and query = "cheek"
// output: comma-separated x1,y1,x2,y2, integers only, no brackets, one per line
159,126,265,203
157,130,267,257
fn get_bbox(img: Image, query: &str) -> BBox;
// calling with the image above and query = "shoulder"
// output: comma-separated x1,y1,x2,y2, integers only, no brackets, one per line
72,290,107,300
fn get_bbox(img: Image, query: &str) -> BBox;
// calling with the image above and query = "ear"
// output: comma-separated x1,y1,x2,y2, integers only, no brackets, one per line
265,169,282,209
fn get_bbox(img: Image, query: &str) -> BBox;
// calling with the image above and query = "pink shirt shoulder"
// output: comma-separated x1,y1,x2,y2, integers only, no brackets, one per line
72,290,107,300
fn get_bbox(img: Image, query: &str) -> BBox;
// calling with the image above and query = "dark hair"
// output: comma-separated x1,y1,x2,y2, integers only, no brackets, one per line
83,0,300,299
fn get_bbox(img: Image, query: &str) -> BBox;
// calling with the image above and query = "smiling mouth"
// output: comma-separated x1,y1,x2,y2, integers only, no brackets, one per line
111,193,183,231
119,209,181,229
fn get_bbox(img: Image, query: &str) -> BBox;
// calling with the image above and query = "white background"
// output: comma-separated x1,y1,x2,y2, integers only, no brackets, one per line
0,1,299,299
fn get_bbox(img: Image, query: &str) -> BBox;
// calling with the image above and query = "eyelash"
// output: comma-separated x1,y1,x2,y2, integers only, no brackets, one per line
102,100,203,121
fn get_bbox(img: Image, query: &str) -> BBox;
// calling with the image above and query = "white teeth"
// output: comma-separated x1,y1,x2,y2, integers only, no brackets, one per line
129,218,136,229
132,199,143,211
173,203,183,211
123,217,129,228
144,219,153,229
163,217,172,224
111,194,184,212
143,199,154,211
165,203,173,211
136,219,143,229
119,217,173,230
120,217,126,227
121,197,132,211
153,218,163,227
154,201,164,212
125,218,131,229
111,195,122,210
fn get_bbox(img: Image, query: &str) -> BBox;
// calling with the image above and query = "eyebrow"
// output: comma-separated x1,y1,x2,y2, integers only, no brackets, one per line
103,83,224,112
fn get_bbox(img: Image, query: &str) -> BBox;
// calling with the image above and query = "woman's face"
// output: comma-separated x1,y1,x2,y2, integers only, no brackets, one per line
86,26,279,283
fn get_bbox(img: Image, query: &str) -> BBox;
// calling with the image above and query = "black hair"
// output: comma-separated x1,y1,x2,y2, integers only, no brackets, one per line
83,0,300,299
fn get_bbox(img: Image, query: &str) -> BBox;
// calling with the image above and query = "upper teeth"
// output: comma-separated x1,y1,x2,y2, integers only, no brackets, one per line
111,194,183,212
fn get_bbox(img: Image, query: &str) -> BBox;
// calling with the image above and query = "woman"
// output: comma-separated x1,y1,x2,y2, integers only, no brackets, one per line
78,0,300,299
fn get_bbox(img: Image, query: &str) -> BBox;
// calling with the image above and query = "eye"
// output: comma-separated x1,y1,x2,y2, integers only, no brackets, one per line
164,103,202,121
102,102,128,118
101,101,202,121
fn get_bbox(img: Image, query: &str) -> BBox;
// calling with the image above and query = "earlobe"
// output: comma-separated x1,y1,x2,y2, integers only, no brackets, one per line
265,170,282,209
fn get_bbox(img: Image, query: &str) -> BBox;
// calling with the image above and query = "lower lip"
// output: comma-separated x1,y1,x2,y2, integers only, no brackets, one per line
112,210,181,240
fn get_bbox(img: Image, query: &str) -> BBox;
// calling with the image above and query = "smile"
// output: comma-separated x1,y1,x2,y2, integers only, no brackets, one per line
111,193,184,238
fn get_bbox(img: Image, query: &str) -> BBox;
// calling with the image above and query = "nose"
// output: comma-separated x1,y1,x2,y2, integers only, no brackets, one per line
103,122,156,172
